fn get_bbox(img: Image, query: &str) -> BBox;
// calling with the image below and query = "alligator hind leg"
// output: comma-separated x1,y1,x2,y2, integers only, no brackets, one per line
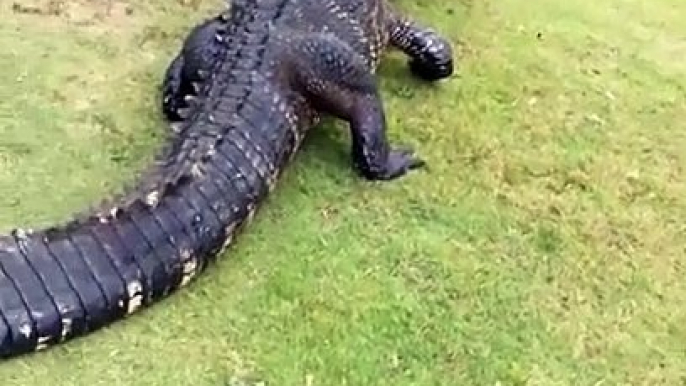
161,12,230,123
161,54,189,123
385,9,454,81
291,35,424,181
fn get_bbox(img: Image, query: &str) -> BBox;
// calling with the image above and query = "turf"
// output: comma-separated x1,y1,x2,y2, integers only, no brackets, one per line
0,0,685,384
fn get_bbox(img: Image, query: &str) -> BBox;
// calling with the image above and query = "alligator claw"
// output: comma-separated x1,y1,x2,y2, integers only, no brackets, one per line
177,107,192,120
408,57,454,82
357,145,426,181
383,146,426,179
183,94,197,104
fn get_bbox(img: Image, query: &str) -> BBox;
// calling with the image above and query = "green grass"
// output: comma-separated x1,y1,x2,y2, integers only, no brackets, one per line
0,0,685,384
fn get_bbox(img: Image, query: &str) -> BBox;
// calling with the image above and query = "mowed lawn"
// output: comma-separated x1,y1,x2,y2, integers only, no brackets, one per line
0,0,685,384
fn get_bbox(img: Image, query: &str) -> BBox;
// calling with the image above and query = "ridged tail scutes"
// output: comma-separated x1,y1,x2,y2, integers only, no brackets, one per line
0,0,293,357
0,143,261,358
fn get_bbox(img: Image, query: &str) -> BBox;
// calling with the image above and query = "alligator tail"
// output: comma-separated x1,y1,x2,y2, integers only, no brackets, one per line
0,138,264,358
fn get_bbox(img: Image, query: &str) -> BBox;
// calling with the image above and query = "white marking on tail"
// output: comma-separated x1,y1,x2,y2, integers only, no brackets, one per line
126,281,143,315
180,252,199,287
36,335,51,351
18,322,32,339
216,222,238,257
145,190,160,206
61,318,72,339
244,204,257,226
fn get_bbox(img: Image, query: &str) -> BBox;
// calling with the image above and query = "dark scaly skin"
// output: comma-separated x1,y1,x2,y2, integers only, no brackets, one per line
385,7,454,81
161,2,454,124
0,0,454,359
161,9,232,125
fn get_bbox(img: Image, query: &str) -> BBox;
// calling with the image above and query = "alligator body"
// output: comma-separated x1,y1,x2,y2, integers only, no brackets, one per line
0,0,453,358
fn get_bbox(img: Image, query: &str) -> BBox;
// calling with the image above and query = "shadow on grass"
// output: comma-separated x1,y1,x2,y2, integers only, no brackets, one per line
297,120,351,173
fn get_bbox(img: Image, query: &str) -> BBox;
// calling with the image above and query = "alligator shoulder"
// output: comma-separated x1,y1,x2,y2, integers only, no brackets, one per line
0,0,454,359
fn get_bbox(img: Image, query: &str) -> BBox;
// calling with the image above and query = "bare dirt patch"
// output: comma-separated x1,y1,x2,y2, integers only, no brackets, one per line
8,0,138,31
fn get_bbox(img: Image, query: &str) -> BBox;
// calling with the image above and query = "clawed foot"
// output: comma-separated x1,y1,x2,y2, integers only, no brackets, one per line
356,146,426,181
409,57,454,82
162,93,185,122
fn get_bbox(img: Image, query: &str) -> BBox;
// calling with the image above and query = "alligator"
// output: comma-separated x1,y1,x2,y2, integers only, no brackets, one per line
0,0,454,358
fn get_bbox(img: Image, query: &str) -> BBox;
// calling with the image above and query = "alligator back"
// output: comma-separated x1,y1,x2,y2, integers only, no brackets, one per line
0,0,455,358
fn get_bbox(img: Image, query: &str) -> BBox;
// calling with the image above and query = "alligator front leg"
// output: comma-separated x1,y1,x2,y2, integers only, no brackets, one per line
161,12,230,123
385,9,454,82
291,35,424,181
